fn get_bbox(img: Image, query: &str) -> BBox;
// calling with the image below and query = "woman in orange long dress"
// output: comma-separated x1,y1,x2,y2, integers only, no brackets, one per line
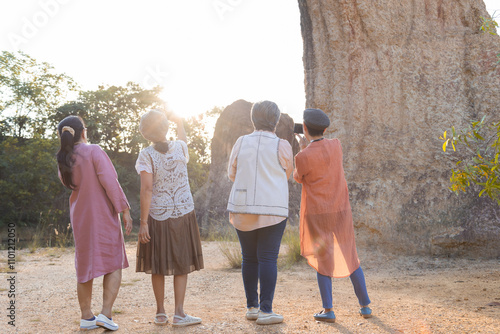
293,108,372,323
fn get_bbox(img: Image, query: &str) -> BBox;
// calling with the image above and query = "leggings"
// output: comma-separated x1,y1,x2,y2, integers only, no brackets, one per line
317,266,371,309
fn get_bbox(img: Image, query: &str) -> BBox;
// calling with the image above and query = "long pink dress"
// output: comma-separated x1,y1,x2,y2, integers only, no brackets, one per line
65,143,130,283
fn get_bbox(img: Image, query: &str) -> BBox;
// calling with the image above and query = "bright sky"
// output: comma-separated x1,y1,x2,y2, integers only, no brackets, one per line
0,0,498,122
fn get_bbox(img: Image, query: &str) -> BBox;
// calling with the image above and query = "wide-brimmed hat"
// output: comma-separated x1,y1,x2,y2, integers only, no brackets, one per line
139,109,169,142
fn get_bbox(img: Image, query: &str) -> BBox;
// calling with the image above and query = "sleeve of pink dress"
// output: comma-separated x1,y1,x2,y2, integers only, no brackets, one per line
92,146,130,214
294,139,360,278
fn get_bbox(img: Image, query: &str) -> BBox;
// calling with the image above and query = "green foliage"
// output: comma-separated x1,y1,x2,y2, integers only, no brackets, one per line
440,117,500,205
480,11,499,35
0,137,69,232
0,51,218,248
183,106,223,194
439,13,500,204
0,51,77,138
479,12,500,63
50,83,163,156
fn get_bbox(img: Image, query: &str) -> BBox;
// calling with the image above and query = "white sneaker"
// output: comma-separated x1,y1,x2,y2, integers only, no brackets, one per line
246,307,259,320
80,316,98,330
256,311,284,325
172,314,202,327
96,313,118,331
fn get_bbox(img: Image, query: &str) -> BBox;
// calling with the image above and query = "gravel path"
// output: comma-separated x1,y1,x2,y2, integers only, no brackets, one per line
1,241,499,333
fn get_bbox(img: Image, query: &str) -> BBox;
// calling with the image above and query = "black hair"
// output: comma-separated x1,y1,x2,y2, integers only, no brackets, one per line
305,123,325,137
153,141,170,154
56,116,85,190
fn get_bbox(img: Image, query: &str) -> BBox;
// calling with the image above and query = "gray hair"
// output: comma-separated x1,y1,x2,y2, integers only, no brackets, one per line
251,100,281,132
139,109,169,142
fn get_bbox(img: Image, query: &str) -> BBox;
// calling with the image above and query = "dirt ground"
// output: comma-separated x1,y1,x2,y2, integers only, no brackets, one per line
1,241,499,334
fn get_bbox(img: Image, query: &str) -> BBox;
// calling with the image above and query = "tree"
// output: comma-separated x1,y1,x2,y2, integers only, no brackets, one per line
183,106,223,193
0,137,68,232
0,51,77,138
50,83,164,156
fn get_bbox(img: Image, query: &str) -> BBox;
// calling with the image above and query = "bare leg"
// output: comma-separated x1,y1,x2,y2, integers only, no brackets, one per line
152,274,167,322
101,269,122,318
77,279,94,319
173,274,188,321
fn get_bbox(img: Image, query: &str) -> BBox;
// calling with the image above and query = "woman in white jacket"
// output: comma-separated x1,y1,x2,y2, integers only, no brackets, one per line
227,100,293,325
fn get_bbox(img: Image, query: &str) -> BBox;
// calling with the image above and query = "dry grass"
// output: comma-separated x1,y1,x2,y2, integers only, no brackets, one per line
279,224,305,269
207,221,304,270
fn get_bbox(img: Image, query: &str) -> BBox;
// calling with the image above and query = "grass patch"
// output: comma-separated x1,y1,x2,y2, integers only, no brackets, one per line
29,211,74,251
201,217,237,242
0,266,10,273
279,224,305,269
205,220,304,270
218,240,242,269
201,218,243,269
120,282,134,286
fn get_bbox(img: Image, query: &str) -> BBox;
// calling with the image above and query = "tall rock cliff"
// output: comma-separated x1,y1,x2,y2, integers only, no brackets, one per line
298,0,500,256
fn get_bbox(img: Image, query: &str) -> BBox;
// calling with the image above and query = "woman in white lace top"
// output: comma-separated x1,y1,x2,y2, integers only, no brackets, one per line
135,109,204,327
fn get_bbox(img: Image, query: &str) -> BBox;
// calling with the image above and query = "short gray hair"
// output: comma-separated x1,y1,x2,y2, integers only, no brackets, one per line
139,109,169,142
251,100,281,132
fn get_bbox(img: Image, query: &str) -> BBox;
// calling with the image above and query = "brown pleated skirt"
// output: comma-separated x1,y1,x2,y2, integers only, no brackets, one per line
136,210,204,276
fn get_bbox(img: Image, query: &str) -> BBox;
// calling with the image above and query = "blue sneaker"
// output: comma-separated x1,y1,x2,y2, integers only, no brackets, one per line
314,310,336,323
359,306,372,318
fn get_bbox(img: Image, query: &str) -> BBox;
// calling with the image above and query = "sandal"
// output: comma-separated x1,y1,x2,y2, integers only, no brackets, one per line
154,313,168,325
172,314,202,327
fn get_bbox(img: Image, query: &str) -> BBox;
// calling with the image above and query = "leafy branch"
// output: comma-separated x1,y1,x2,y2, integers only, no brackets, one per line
440,117,500,204
480,11,499,63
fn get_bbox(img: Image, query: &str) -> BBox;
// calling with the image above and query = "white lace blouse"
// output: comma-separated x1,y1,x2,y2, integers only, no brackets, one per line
135,141,194,220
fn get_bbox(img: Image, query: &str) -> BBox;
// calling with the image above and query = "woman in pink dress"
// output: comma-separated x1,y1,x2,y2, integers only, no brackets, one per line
56,115,132,331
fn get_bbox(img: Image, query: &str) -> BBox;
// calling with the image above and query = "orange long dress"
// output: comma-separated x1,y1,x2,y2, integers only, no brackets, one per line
293,138,360,278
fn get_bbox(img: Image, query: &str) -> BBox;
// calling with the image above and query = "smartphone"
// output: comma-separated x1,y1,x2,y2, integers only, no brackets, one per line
294,123,303,134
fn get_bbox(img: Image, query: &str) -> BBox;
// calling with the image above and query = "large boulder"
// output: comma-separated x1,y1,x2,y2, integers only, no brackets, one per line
194,99,301,230
298,0,500,256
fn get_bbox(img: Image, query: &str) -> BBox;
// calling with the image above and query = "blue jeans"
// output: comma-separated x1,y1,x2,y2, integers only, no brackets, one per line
317,266,371,309
235,219,287,313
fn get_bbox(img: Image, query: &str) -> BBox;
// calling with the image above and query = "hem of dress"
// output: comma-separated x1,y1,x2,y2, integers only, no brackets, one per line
304,257,360,279
77,263,130,284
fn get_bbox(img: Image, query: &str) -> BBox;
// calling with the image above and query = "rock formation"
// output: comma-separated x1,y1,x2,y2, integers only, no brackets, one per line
194,100,301,230
298,0,500,256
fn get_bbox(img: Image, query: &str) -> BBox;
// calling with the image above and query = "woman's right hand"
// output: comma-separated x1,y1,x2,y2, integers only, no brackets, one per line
295,134,309,151
138,223,151,244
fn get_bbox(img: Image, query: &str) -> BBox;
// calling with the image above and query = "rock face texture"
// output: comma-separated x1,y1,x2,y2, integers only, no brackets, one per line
194,100,301,230
298,0,500,256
